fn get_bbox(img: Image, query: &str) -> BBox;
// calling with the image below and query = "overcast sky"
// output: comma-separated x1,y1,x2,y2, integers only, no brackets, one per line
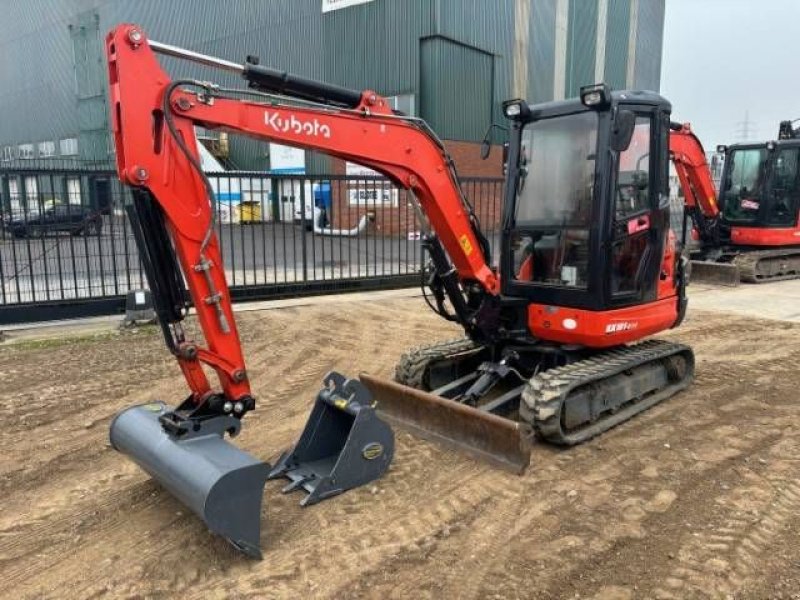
661,0,800,148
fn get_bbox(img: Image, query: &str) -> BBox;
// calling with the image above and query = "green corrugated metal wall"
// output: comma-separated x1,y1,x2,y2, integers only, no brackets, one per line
71,10,109,161
529,0,557,104
604,0,631,90
0,1,79,152
435,0,513,126
0,0,666,171
633,0,665,90
420,37,492,141
565,0,599,98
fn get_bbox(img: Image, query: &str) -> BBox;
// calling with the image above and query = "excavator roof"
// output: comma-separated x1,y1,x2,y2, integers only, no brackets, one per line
727,139,800,150
524,89,671,122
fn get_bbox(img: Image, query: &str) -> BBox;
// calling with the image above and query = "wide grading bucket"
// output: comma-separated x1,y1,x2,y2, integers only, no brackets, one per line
359,373,532,474
109,402,269,558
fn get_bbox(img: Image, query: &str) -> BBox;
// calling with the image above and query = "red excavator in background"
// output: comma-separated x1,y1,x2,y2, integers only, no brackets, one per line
683,120,800,284
105,24,716,558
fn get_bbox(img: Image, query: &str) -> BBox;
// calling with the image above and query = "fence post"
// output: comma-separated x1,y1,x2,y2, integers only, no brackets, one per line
300,180,308,282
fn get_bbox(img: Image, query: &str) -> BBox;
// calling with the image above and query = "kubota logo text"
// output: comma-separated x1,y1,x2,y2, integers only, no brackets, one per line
264,110,331,138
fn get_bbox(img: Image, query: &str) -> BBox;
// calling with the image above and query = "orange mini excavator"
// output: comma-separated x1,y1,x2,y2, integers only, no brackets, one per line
105,24,715,558
686,120,800,284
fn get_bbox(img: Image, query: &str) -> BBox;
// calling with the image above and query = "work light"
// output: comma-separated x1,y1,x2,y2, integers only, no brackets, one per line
580,83,611,109
502,99,531,121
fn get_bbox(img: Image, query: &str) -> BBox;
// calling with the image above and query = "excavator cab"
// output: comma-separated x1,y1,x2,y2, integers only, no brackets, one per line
501,86,677,318
383,85,691,471
718,142,800,230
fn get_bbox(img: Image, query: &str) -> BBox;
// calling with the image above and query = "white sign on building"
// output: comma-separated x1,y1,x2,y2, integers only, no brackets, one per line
345,161,398,206
270,144,312,222
322,0,375,13
269,144,306,174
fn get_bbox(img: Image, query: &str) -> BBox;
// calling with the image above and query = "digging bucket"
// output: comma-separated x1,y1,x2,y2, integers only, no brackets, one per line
268,371,394,506
109,402,269,559
359,373,532,474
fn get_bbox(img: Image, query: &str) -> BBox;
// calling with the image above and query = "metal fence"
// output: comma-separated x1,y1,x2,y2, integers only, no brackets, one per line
0,162,504,323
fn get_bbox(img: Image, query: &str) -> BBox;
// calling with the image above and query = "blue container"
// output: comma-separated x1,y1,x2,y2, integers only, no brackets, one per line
313,182,332,210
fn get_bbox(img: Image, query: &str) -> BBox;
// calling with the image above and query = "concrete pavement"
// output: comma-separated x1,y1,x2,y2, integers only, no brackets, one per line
3,278,800,344
688,279,800,322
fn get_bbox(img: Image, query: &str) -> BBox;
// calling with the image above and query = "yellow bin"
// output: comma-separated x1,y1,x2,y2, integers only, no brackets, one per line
238,201,262,224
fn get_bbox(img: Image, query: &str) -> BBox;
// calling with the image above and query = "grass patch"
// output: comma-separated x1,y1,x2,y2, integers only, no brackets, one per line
0,324,160,352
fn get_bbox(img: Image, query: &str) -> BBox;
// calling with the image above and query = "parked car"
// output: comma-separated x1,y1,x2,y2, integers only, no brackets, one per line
5,204,102,238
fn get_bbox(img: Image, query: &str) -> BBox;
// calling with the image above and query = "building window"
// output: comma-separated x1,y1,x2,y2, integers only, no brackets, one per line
38,141,56,158
1,146,16,161
67,177,82,205
24,176,39,210
18,144,34,160
8,178,21,212
59,137,79,156
387,93,415,116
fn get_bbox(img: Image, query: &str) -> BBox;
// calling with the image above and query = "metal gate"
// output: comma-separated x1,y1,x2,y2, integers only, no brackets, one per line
0,162,504,324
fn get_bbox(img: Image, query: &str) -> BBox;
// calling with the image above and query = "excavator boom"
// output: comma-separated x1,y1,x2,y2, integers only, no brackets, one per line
105,24,521,556
668,122,741,285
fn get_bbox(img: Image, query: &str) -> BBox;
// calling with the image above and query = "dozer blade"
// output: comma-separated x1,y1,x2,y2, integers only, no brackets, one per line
689,260,741,286
268,371,394,506
109,403,269,559
359,373,532,474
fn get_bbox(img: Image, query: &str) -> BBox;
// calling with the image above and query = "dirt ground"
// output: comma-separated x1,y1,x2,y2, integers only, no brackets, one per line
2,294,800,599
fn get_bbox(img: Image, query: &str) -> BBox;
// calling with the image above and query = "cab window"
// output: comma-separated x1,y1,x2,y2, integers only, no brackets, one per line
616,117,651,218
767,147,800,226
612,116,652,295
511,111,597,288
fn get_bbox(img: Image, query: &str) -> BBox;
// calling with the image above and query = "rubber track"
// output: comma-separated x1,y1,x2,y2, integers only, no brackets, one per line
394,337,481,389
733,249,800,283
520,339,694,446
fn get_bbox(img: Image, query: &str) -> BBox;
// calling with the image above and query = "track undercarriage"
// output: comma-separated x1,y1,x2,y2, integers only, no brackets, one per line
387,336,694,454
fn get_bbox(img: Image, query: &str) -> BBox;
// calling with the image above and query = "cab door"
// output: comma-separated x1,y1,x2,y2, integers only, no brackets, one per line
607,110,668,306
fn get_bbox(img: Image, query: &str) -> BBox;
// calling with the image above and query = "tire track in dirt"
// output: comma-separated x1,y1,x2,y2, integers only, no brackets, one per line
1,352,334,598
454,335,800,599
649,468,800,599
522,390,800,598
240,458,509,600
346,476,546,600
6,303,800,598
2,297,461,599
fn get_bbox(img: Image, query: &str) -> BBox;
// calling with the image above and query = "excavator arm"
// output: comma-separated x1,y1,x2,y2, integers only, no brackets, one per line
106,24,499,414
668,122,720,244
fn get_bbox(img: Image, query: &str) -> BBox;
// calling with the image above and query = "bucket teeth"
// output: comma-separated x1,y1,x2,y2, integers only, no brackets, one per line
281,474,314,493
